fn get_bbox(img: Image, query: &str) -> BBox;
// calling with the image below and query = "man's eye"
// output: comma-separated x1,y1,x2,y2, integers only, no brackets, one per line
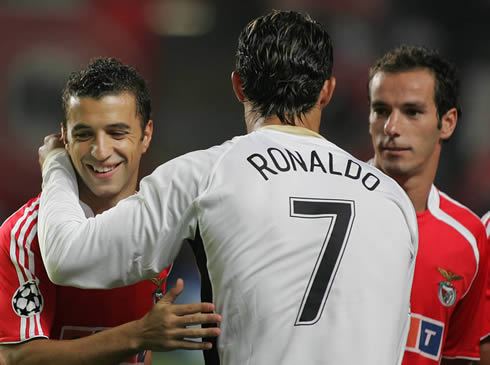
74,132,90,139
406,109,421,116
374,108,389,116
109,131,127,138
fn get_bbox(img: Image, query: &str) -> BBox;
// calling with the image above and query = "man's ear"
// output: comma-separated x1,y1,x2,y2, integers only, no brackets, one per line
318,77,336,109
60,123,69,148
231,71,246,102
440,107,458,140
141,120,153,154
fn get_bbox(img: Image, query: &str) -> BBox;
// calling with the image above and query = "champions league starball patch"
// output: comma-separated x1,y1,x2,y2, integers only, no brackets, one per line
437,267,462,307
11,280,44,317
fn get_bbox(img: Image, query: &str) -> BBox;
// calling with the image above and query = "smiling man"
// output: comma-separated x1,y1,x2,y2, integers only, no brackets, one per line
367,45,488,365
63,90,149,214
0,58,220,365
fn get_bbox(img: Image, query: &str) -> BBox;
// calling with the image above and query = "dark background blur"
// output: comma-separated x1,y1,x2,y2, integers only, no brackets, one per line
1,1,488,364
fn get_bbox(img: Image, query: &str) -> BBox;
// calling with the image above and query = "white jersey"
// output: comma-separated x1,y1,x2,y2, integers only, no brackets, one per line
39,125,418,365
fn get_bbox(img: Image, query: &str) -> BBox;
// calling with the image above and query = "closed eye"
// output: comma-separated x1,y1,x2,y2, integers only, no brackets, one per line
107,130,129,139
73,131,92,140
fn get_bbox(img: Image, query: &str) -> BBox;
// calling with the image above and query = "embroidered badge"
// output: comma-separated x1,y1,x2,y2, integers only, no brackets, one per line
151,274,168,305
437,268,462,307
11,280,44,317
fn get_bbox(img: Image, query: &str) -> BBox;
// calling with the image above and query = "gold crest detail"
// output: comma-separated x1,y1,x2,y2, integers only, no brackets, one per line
437,267,463,282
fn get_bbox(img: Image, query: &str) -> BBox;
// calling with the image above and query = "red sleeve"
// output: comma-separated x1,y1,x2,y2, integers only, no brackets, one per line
443,224,488,359
0,198,57,343
161,264,173,293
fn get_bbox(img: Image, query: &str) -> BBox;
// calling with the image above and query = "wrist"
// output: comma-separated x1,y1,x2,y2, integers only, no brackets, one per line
121,319,146,354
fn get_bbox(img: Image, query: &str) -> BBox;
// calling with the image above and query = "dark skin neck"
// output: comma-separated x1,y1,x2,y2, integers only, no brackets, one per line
77,175,137,215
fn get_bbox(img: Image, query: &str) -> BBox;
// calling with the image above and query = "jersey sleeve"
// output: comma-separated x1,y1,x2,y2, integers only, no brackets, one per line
0,202,56,343
38,148,224,289
442,224,488,359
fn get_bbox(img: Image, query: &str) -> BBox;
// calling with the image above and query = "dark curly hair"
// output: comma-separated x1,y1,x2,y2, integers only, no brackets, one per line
368,45,461,125
235,10,333,125
61,57,151,131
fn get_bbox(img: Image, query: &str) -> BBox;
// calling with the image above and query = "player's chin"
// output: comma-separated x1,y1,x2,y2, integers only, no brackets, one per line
381,162,409,177
90,184,123,199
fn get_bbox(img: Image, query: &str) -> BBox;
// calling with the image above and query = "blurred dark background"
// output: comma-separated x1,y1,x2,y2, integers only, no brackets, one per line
1,1,488,363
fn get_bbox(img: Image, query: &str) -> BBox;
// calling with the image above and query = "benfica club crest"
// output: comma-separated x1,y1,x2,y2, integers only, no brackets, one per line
437,267,462,307
151,274,168,305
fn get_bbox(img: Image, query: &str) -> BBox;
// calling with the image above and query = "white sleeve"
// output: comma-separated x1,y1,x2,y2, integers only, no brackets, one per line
38,149,214,289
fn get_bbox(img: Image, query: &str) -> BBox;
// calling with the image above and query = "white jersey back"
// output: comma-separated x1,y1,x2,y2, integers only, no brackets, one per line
192,126,417,364
39,126,418,365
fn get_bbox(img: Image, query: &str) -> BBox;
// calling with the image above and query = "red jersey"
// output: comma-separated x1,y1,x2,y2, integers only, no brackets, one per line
0,195,171,364
403,186,488,364
482,211,490,342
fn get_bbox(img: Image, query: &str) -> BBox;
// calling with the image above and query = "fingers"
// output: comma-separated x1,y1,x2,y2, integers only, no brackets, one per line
171,301,216,316
39,133,65,167
43,133,63,145
173,326,221,339
176,312,222,327
158,304,221,329
44,133,59,141
158,327,220,352
160,278,184,304
162,339,215,351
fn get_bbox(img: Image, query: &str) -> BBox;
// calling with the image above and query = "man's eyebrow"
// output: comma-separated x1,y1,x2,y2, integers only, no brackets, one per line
105,123,131,129
402,102,426,109
71,123,131,131
72,123,91,132
370,100,389,107
370,101,426,109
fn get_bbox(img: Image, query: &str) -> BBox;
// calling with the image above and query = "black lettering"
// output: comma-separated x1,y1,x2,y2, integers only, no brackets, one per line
268,148,291,172
247,153,278,181
328,153,342,175
362,173,380,191
345,160,361,180
286,149,308,172
310,150,327,173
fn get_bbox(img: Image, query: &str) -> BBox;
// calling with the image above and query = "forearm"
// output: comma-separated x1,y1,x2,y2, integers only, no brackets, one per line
39,151,144,288
481,338,490,365
39,151,174,289
0,320,144,365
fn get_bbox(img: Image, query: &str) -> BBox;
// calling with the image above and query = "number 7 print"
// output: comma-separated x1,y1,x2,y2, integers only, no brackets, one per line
290,197,355,326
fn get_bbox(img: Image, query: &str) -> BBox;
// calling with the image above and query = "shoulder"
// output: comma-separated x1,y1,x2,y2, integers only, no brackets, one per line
149,137,243,185
436,189,486,237
429,187,486,261
1,195,41,238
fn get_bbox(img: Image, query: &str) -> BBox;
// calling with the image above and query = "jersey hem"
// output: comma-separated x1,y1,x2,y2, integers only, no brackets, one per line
0,335,49,344
441,353,480,361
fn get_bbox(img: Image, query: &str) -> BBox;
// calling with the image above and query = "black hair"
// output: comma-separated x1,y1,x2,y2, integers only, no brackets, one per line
368,45,461,124
235,10,333,125
62,57,151,130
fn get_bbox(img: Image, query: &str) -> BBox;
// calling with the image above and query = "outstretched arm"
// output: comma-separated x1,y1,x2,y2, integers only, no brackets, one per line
0,279,221,365
38,133,215,288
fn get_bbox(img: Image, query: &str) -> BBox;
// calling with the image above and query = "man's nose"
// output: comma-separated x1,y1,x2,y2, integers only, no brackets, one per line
384,110,401,137
91,134,112,160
